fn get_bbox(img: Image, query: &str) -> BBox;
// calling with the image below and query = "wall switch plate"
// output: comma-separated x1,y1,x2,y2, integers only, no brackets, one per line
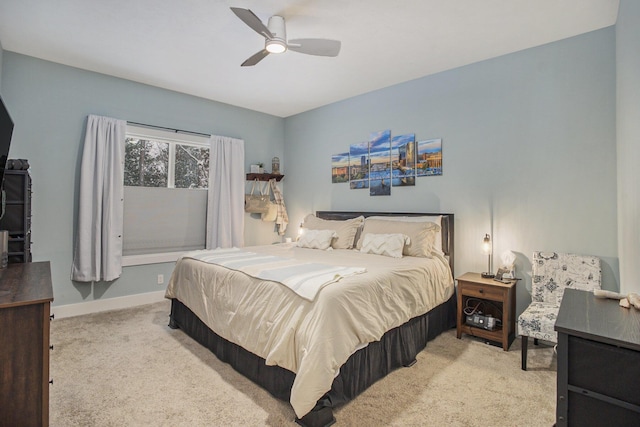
157,274,164,285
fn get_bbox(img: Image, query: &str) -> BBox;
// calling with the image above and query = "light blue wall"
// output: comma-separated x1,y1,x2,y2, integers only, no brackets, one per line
284,28,618,316
1,52,285,306
0,26,621,316
616,0,640,294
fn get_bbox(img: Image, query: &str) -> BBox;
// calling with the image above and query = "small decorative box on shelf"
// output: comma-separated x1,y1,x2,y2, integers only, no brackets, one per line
246,173,284,182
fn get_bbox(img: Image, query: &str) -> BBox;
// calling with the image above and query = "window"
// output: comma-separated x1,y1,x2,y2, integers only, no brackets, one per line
122,125,210,262
124,133,209,189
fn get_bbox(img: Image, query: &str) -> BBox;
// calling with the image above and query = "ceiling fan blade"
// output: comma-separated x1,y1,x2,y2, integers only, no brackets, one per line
230,7,273,39
287,39,341,57
241,49,270,67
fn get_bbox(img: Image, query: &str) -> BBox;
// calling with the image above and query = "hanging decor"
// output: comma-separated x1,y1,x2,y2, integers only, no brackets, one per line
349,141,369,189
331,152,349,183
368,130,391,196
331,129,442,196
391,133,416,187
417,138,443,176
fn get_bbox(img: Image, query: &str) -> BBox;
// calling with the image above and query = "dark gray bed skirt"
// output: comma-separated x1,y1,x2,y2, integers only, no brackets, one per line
169,294,456,426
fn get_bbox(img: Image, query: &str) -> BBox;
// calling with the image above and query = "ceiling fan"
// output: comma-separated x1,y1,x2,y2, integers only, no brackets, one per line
230,7,341,67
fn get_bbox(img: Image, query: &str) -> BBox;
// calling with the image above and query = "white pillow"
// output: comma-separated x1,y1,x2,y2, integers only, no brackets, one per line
357,219,439,257
360,233,409,258
366,215,443,254
297,229,337,250
302,214,364,249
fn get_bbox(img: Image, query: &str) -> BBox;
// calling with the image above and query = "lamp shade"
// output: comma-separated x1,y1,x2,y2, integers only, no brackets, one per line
482,233,492,255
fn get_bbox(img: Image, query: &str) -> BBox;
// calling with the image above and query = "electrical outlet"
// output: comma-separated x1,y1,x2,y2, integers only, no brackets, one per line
157,274,164,285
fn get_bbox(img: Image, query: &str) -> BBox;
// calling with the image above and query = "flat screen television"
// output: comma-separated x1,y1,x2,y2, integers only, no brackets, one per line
0,95,13,177
0,95,14,218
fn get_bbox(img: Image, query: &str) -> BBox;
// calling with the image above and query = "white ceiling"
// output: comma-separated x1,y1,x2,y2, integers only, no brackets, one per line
0,0,619,118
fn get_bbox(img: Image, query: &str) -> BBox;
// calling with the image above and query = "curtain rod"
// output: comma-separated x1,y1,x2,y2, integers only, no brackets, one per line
127,121,211,138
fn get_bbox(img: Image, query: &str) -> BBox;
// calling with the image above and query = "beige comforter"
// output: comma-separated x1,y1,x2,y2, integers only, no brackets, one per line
165,243,454,418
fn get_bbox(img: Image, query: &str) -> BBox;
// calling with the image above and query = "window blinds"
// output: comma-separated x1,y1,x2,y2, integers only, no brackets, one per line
123,186,207,255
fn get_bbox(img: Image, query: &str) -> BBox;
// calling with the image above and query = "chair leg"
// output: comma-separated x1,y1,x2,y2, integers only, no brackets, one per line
521,335,528,371
534,338,539,345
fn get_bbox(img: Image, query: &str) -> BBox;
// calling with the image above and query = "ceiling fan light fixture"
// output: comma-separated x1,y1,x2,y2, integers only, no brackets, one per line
266,39,287,54
231,8,341,66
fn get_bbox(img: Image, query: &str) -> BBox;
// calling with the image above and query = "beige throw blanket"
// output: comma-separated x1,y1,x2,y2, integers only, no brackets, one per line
183,248,366,301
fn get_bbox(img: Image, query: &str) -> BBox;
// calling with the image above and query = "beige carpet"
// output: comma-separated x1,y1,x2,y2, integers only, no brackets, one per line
50,300,556,426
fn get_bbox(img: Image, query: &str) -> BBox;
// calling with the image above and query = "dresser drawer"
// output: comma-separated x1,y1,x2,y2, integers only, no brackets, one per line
567,391,640,427
568,335,640,406
459,281,504,300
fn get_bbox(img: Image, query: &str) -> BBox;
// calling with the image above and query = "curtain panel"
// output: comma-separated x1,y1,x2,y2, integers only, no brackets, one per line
206,135,245,249
71,115,126,282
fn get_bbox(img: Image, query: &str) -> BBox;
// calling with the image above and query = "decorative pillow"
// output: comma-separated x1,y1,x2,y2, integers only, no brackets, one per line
366,215,443,254
360,233,409,258
302,214,364,249
357,219,440,257
297,229,337,250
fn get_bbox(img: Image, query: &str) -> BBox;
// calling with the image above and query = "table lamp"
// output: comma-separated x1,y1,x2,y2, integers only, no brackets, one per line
481,233,495,278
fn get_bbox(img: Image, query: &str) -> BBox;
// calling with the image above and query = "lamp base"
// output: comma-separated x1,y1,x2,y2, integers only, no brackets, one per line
481,272,495,279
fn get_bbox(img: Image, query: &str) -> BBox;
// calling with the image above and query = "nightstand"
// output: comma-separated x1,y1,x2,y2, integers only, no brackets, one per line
456,272,517,351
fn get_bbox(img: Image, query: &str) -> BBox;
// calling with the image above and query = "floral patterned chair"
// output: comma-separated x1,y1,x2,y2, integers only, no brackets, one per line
517,252,601,370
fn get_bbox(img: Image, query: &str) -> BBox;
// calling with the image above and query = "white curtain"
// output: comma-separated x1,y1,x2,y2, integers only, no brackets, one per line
206,135,245,249
71,115,126,282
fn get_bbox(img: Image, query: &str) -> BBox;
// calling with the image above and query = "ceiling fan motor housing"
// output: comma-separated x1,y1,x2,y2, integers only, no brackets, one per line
266,15,287,53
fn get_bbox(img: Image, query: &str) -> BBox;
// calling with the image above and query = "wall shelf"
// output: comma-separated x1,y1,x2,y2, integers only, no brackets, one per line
246,173,284,182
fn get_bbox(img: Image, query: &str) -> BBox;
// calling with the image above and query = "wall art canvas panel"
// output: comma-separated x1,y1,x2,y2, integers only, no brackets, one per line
349,141,370,189
417,138,443,177
391,133,416,187
331,152,349,183
369,130,392,196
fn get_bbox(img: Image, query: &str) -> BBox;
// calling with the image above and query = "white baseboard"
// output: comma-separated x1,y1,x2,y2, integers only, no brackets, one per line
52,290,167,319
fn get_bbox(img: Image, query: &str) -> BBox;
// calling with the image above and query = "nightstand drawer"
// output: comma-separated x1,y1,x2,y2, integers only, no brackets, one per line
459,281,504,300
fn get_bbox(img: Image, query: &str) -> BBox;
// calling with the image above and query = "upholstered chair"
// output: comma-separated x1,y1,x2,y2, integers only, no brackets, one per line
517,251,601,370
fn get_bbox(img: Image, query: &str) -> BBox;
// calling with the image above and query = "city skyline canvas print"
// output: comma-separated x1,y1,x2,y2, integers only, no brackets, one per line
331,152,349,183
416,138,443,177
369,130,391,196
333,131,442,196
349,141,369,189
391,133,416,187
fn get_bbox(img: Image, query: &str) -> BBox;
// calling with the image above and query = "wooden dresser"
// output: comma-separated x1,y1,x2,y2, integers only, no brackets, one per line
0,262,53,427
555,288,640,426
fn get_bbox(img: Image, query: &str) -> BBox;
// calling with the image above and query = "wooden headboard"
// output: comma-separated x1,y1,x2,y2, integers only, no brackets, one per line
316,211,455,273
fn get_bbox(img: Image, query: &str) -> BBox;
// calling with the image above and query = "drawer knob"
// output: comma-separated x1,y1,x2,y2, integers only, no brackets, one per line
559,395,564,401
479,289,484,294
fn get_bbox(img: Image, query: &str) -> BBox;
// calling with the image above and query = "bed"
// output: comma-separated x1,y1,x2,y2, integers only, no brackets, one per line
166,211,456,426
